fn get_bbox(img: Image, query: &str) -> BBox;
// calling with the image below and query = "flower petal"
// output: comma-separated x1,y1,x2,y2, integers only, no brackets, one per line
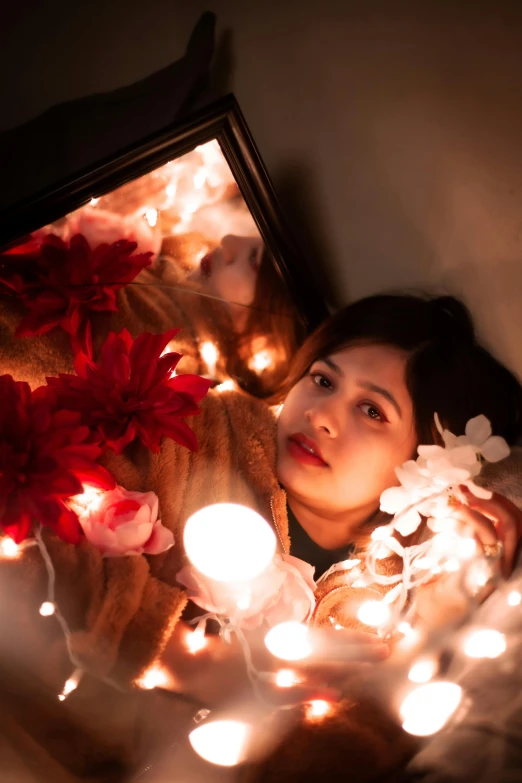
465,414,492,446
394,508,422,537
480,435,510,463
464,480,493,500
143,520,175,555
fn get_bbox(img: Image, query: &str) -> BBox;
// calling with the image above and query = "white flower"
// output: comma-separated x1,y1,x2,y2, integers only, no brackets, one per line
379,414,509,536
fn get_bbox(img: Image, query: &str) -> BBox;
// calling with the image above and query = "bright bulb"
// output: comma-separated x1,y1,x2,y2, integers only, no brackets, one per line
72,485,104,513
189,720,250,767
58,669,82,701
275,669,300,688
215,379,237,393
463,629,506,659
0,538,20,558
136,665,170,690
89,197,99,206
408,657,437,684
357,600,391,628
306,700,331,720
186,626,208,654
200,341,219,376
400,682,462,736
457,537,477,560
39,601,55,617
265,622,313,661
249,350,273,373
184,504,276,582
144,208,158,227
508,590,521,606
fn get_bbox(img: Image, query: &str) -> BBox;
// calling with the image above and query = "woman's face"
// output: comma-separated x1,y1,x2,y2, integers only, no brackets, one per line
198,235,264,307
276,344,417,518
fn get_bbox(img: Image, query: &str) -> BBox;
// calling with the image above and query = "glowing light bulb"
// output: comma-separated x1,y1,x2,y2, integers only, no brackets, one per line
186,625,208,654
357,600,391,628
39,601,55,617
408,657,437,684
306,700,331,720
200,341,219,377
71,485,104,513
89,197,99,206
189,720,250,767
398,621,414,636
508,590,521,606
215,379,237,393
136,665,170,690
58,669,83,701
463,629,506,659
144,208,158,227
265,622,313,661
400,682,462,736
184,504,276,582
248,350,273,373
275,669,300,688
0,538,20,558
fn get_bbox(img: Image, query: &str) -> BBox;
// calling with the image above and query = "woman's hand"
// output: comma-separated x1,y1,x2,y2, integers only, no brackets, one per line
453,486,522,579
161,620,389,709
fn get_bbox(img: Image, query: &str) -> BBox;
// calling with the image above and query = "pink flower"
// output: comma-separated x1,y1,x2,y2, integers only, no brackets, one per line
76,484,174,557
177,553,316,629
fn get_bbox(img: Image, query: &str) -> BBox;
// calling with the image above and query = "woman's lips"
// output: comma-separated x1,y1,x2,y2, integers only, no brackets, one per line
287,433,328,467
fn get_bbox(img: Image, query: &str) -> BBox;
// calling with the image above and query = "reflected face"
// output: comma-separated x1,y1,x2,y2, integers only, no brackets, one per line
199,235,264,307
276,344,417,517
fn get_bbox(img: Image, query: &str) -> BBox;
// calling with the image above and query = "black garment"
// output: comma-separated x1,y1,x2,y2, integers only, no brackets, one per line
287,502,354,580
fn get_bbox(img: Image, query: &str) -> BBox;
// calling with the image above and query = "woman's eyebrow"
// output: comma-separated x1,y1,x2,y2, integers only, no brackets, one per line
358,381,402,418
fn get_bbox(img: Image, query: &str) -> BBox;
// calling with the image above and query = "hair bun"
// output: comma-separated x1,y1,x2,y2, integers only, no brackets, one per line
429,296,475,343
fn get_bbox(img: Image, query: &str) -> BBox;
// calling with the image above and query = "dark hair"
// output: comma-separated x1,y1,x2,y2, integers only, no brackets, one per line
280,293,522,446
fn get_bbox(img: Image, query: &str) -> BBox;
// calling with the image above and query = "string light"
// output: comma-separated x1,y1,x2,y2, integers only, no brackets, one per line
136,665,170,690
400,682,462,736
58,669,83,701
463,629,506,659
357,600,391,628
305,700,331,720
189,720,251,767
275,669,300,688
89,197,99,206
200,341,219,377
264,622,312,661
248,350,273,373
39,601,55,617
144,208,158,227
508,590,521,606
408,657,437,684
0,538,20,558
186,624,208,654
215,379,237,393
184,504,276,582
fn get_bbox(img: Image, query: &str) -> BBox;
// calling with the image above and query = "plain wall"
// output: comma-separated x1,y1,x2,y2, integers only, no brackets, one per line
3,0,522,375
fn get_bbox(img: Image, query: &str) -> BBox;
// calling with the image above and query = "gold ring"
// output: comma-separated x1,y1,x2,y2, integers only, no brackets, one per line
483,541,504,560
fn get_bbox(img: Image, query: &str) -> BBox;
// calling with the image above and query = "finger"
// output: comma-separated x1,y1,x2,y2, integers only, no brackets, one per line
452,499,517,577
461,488,522,568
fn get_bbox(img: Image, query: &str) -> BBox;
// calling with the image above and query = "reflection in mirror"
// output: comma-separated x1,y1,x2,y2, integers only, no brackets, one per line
1,140,305,398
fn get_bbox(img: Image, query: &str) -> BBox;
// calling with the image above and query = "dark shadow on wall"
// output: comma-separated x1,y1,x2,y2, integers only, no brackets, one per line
0,12,218,213
274,161,339,310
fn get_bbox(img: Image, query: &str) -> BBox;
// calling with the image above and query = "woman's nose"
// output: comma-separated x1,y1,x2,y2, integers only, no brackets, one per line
220,235,240,264
305,405,339,438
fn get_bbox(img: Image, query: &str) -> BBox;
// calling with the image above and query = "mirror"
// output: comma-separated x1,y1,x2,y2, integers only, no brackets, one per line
0,98,327,399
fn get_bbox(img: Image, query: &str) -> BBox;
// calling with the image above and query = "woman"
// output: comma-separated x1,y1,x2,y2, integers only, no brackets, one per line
0,285,521,782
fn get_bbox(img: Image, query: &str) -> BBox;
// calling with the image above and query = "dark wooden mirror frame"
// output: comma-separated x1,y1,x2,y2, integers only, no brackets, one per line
0,94,328,332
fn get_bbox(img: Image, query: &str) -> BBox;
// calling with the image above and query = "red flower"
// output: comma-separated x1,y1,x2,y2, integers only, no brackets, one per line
0,375,115,544
8,233,152,356
0,236,41,295
47,329,212,454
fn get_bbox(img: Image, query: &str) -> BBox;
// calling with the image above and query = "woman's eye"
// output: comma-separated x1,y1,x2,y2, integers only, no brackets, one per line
360,402,384,422
311,373,333,390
